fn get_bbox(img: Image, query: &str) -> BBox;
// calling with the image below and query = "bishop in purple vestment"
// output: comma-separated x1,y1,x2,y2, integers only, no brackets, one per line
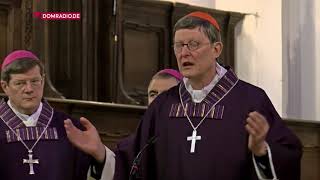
0,50,108,180
114,11,302,180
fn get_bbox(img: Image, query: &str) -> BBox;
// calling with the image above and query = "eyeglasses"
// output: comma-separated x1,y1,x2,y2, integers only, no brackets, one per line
173,40,211,53
10,77,43,90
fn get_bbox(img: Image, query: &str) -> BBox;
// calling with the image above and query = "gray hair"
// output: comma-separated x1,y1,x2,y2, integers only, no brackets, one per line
1,58,45,82
173,16,221,43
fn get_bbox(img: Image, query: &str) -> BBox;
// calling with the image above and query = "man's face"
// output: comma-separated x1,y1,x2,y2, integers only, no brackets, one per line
1,66,44,115
147,77,178,105
174,27,222,82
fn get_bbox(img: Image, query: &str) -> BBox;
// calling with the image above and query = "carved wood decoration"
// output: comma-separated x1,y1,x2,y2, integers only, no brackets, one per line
0,5,8,61
22,0,32,50
0,0,22,62
0,0,243,104
117,0,172,105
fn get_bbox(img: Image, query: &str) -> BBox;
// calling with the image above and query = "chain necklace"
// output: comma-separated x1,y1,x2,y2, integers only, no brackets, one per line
1,108,53,175
178,79,238,153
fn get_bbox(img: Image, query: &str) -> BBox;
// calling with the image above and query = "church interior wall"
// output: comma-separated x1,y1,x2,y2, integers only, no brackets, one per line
211,0,283,116
315,0,320,121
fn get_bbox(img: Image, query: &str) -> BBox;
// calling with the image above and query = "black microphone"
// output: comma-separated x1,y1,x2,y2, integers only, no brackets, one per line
129,135,158,180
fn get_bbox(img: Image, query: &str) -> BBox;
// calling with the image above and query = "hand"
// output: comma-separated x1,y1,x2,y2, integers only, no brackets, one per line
245,111,270,156
64,117,106,162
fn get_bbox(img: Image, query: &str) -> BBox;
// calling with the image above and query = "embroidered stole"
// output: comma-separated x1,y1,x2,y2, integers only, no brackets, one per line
0,99,58,143
169,69,239,119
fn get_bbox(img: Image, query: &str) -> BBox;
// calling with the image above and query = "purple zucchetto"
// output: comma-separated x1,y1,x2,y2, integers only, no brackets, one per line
1,50,39,70
156,69,183,81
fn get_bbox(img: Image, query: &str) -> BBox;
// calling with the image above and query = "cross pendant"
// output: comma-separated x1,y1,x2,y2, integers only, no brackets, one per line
187,130,201,153
23,151,39,175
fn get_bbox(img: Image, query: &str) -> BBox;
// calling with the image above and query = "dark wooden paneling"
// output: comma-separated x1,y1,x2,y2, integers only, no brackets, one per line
45,97,146,150
45,0,84,99
117,0,172,105
97,0,120,103
0,5,8,61
286,120,320,180
0,0,22,62
38,0,112,101
0,0,243,104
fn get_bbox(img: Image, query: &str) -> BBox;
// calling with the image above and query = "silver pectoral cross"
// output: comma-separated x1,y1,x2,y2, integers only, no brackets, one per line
187,130,201,153
23,151,39,175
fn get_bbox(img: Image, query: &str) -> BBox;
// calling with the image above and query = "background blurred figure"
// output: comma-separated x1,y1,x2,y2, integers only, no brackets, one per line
147,69,183,104
114,68,183,180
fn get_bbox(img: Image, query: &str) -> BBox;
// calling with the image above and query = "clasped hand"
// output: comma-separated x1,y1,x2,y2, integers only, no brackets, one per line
245,111,270,156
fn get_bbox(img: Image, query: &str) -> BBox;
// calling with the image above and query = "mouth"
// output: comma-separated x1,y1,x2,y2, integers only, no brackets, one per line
23,97,35,101
182,62,194,67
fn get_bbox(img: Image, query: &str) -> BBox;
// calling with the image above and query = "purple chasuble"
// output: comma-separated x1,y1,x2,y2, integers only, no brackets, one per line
0,99,92,180
115,69,302,180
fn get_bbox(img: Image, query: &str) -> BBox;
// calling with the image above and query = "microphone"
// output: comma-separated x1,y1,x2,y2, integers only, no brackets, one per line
129,135,158,180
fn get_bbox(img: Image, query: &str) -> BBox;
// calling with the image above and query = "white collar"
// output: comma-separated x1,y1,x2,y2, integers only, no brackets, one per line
8,100,43,127
183,63,227,103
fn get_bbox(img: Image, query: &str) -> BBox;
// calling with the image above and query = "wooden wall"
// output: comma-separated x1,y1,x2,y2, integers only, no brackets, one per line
288,120,320,180
0,0,243,105
0,0,22,63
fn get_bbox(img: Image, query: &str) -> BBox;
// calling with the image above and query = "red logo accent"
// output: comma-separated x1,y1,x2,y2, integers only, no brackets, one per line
33,12,81,20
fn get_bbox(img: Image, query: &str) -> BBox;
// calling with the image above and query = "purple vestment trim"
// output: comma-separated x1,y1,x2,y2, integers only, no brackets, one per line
6,127,58,143
169,104,224,119
0,100,24,129
170,69,238,119
0,99,56,143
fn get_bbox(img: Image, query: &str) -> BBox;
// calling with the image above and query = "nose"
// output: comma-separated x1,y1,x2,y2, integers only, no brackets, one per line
23,82,34,92
180,45,191,57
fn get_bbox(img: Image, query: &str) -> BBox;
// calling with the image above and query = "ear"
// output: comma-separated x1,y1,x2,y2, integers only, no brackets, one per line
212,42,223,59
1,80,9,94
42,74,46,81
41,74,46,86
